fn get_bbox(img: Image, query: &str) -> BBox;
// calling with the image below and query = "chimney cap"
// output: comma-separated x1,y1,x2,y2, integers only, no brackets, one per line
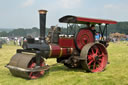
39,10,47,14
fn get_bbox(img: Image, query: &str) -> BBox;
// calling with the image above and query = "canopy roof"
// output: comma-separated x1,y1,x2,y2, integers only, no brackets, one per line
59,15,117,24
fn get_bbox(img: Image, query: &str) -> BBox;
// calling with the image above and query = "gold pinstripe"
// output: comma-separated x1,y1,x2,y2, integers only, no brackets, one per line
59,48,63,58
70,48,73,54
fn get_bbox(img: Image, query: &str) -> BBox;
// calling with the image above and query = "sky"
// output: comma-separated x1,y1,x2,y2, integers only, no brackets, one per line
0,0,128,28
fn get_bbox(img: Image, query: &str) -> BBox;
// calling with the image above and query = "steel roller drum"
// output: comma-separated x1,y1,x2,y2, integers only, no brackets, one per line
7,53,46,79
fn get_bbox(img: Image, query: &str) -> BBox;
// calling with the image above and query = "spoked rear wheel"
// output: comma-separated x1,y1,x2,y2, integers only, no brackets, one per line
80,43,108,72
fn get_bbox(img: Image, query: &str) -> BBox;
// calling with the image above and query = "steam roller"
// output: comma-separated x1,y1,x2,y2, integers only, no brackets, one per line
6,9,117,79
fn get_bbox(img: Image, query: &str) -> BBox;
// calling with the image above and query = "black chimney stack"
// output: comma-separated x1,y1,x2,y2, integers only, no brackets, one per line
39,10,47,41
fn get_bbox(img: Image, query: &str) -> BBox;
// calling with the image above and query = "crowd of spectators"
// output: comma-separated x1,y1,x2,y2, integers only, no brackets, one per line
0,37,23,47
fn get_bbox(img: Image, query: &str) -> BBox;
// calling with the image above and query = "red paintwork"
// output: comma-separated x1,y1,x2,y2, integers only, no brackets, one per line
77,17,117,24
49,44,73,58
50,44,61,58
61,48,73,56
28,58,45,79
61,48,69,56
87,44,108,72
59,15,117,24
76,28,95,50
59,37,75,48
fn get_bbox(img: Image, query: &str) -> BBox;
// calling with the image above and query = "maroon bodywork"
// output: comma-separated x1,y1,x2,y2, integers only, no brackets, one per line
49,44,73,58
59,37,75,48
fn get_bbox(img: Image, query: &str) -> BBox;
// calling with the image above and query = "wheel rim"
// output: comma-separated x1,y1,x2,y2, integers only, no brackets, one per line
87,44,107,72
28,57,45,79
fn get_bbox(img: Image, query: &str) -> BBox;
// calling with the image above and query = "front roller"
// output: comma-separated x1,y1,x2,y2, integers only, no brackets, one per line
6,53,49,79
80,43,108,72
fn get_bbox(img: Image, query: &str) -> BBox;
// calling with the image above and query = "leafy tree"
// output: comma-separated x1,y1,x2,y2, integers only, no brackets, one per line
0,31,8,37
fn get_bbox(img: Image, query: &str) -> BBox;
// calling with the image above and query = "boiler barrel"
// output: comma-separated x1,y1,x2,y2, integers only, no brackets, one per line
48,44,73,58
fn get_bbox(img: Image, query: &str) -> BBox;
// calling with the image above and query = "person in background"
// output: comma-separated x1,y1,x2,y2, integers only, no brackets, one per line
14,39,16,45
90,24,96,35
95,32,101,41
19,37,22,46
17,39,20,46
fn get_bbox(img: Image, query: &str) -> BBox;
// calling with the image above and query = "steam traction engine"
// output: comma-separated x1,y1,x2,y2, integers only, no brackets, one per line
6,10,117,79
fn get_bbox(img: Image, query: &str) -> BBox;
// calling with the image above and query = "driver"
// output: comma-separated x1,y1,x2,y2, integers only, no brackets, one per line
90,25,96,35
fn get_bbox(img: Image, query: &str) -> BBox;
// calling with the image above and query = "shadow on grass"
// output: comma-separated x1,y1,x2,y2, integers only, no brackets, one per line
48,63,86,72
9,63,107,80
47,63,107,74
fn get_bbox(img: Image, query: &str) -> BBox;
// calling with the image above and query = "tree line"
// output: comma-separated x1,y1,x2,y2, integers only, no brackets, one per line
0,27,40,37
0,22,128,37
108,22,128,34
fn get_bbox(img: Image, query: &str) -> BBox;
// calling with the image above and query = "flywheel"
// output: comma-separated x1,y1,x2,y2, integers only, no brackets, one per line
75,28,95,50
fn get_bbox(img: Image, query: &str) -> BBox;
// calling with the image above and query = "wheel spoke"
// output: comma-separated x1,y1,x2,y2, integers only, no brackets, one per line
88,55,93,60
93,62,96,70
88,66,91,69
96,60,101,65
29,72,33,77
88,60,94,66
98,59,101,62
91,48,94,54
99,55,102,57
28,58,45,79
99,52,104,57
95,48,99,54
29,62,36,68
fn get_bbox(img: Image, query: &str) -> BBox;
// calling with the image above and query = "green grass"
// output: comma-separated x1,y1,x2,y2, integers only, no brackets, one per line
0,42,128,85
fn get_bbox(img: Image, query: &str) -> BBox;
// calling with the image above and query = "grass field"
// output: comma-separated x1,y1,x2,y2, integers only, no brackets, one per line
0,42,128,85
